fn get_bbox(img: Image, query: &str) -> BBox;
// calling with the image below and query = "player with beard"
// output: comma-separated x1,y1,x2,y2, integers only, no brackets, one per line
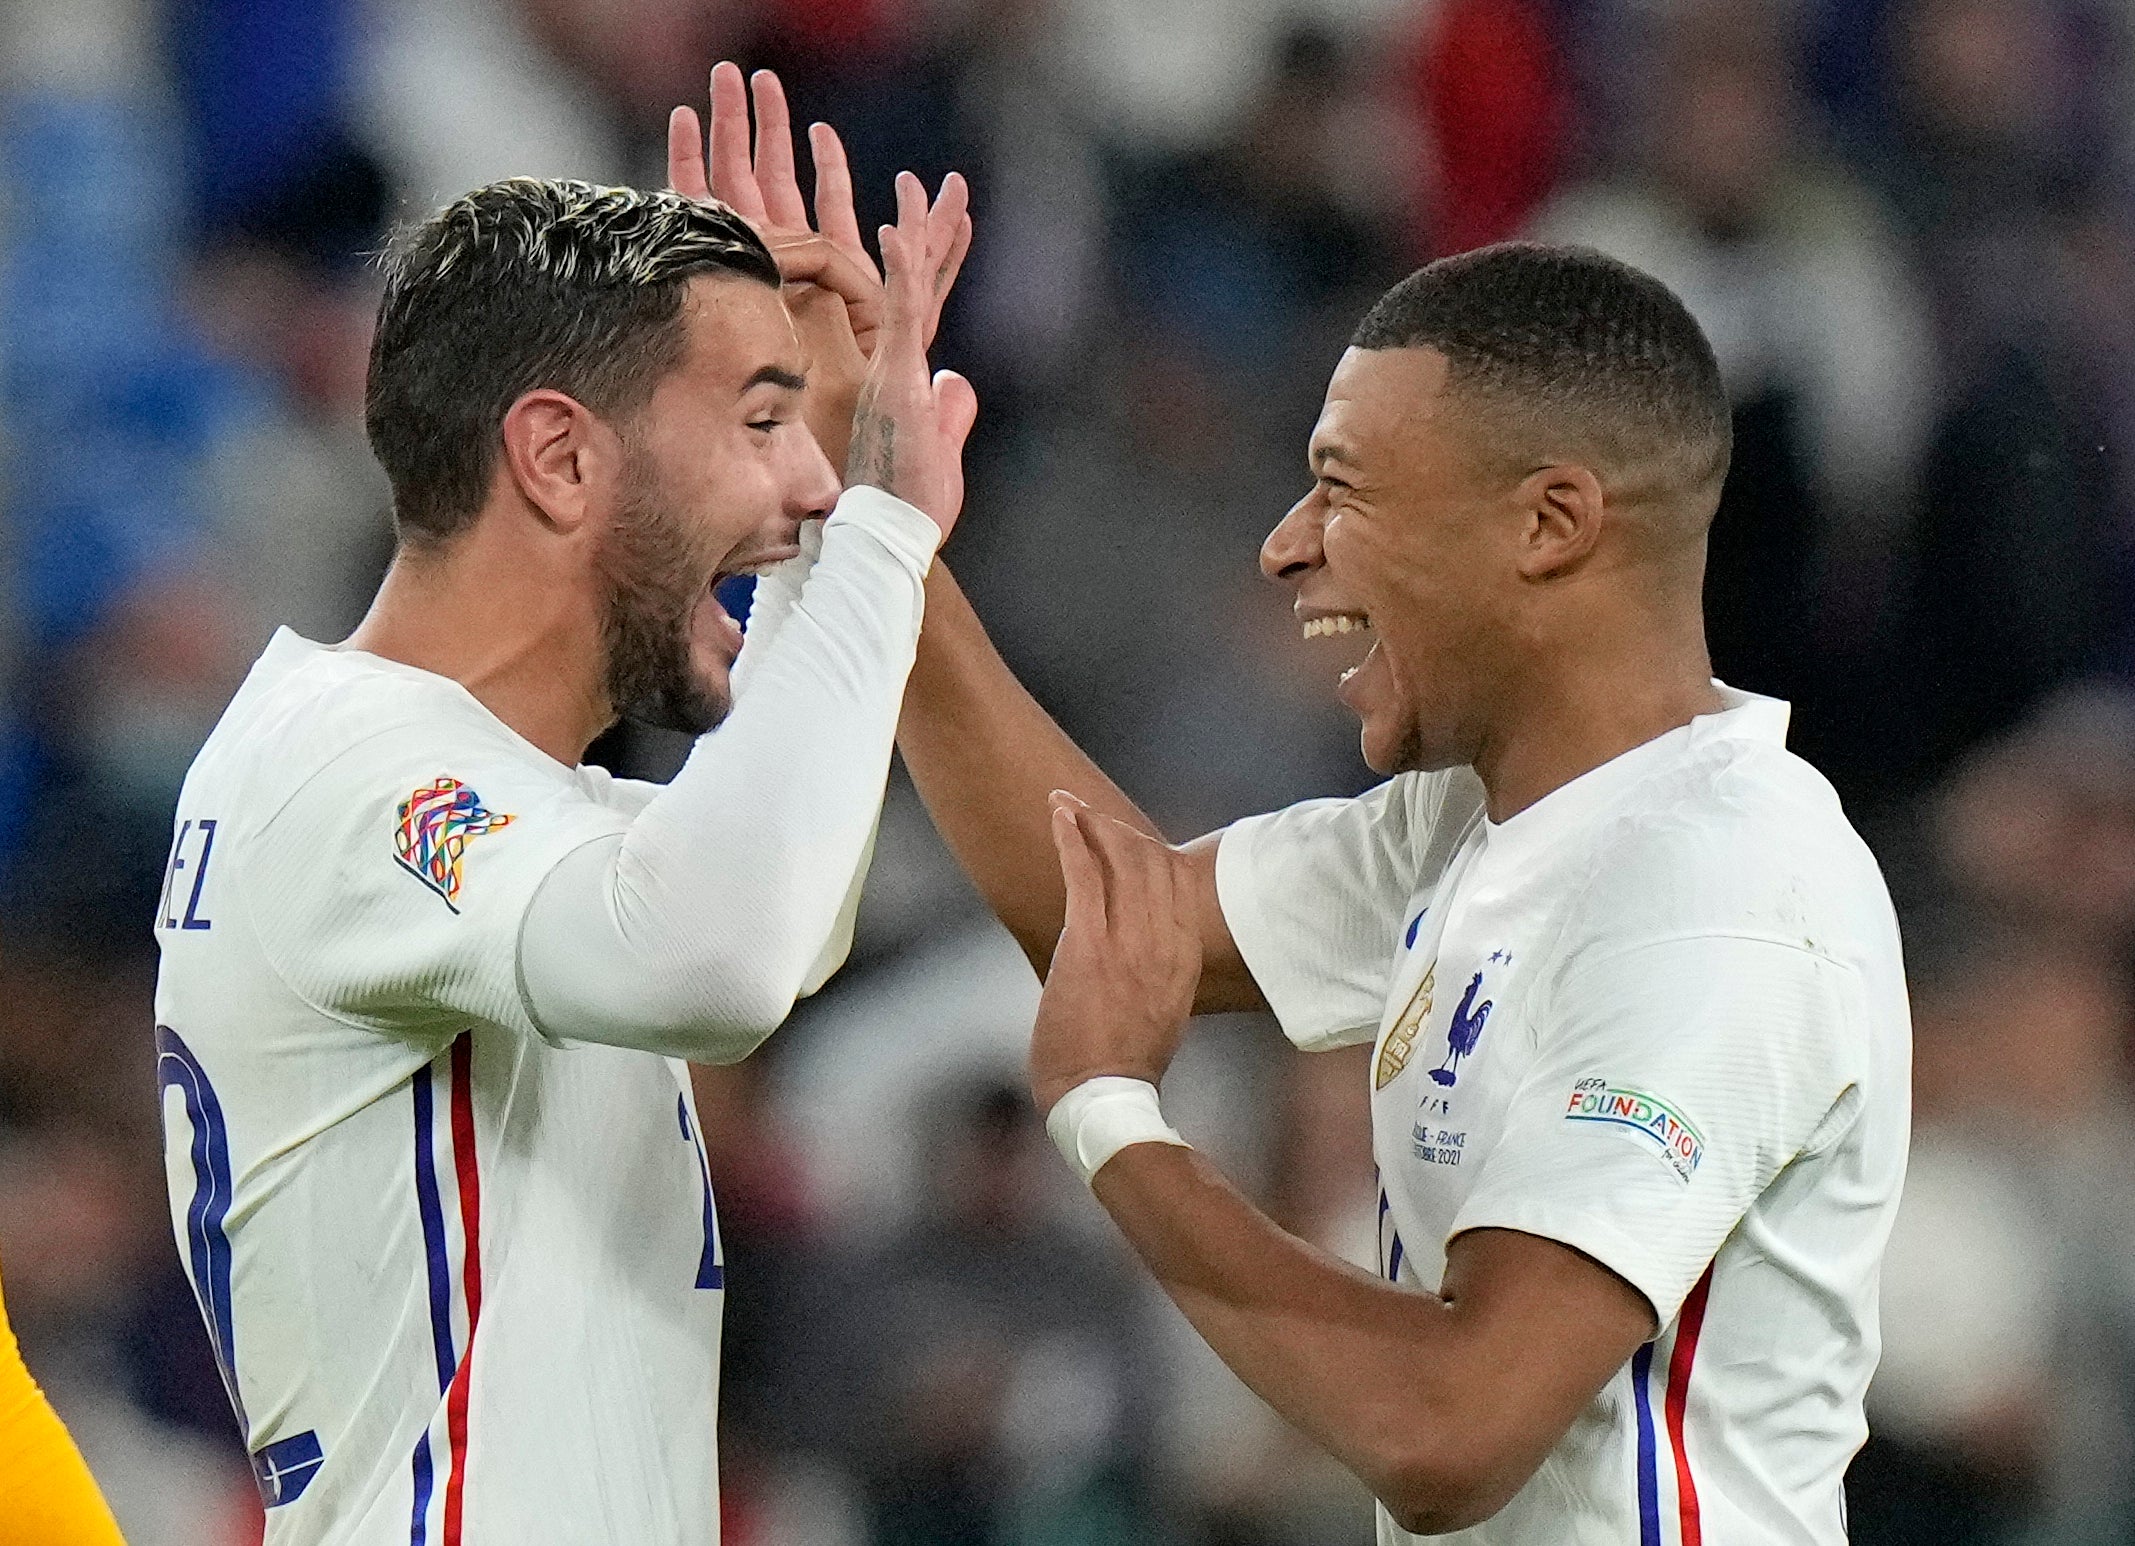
151,168,973,1542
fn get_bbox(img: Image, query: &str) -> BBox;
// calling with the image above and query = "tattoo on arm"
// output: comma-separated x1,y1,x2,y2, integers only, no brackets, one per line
846,395,897,492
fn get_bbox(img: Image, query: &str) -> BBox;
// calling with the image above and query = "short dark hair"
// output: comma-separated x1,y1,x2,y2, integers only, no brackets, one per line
366,179,780,544
1352,242,1732,502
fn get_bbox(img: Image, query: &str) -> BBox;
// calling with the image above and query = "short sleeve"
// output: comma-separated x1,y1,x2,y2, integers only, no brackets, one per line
1215,772,1478,1051
242,717,632,1041
1449,934,1866,1326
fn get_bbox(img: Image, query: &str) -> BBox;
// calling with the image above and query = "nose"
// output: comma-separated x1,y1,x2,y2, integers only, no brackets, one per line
788,423,842,525
1260,488,1327,585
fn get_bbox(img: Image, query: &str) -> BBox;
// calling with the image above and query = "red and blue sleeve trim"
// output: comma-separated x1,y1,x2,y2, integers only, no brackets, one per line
1632,1262,1715,1546
409,1033,484,1546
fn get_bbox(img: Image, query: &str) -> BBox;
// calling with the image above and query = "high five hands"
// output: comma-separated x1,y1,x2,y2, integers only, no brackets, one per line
1029,792,1205,1115
669,64,975,536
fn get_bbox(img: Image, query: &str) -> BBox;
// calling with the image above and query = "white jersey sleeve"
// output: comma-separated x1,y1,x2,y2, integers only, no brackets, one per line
1448,933,1869,1326
516,487,935,1056
1213,770,1483,1051
724,513,877,999
245,485,938,1061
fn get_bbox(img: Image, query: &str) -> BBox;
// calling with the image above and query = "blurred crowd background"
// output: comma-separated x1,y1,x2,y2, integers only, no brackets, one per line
0,0,2131,1541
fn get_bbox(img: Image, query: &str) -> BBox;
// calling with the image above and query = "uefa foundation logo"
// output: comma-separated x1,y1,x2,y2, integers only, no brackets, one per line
1564,1079,1705,1180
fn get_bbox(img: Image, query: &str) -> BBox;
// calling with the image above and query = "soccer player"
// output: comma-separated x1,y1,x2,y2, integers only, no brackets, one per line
898,243,1910,1542
0,1256,126,1544
151,159,974,1539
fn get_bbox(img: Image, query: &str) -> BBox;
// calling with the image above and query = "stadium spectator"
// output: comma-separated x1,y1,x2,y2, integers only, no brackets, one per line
1875,0,2129,770
1533,0,1937,800
774,1081,1164,1545
1932,684,2135,953
1862,904,2135,1543
1399,0,1574,257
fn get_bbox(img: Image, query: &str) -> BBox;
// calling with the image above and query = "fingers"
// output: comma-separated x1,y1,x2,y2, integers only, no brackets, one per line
874,170,929,356
895,166,929,242
1051,793,1107,938
925,213,972,349
748,69,810,232
668,106,711,202
1077,812,1148,937
933,369,979,454
807,121,874,274
923,172,970,270
921,174,972,346
770,234,886,318
1074,809,1192,952
707,62,766,222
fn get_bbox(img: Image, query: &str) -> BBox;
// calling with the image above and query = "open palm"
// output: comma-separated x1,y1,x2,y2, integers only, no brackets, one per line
668,64,970,471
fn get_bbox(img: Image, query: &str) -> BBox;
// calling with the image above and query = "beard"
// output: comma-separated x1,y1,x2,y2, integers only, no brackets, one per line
596,455,731,736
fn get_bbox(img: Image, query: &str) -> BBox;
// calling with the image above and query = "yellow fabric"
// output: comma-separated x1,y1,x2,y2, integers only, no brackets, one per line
0,1259,126,1544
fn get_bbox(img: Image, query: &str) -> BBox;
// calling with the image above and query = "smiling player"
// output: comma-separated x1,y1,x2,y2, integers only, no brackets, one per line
899,242,1909,1543
152,169,972,1542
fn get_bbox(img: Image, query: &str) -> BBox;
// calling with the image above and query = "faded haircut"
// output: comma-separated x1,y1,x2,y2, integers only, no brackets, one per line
1353,243,1732,517
366,179,780,545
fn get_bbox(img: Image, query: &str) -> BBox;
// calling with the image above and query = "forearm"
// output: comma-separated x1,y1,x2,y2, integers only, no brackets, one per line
1089,1142,1484,1529
518,488,937,1058
899,562,1165,969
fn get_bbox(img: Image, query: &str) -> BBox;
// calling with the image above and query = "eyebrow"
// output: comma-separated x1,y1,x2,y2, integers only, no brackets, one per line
1312,442,1361,472
743,365,807,393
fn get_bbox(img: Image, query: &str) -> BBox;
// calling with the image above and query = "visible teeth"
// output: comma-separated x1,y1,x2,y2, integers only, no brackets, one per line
1303,615,1370,640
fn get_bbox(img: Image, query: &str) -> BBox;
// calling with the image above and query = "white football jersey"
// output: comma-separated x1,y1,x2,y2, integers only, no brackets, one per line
154,631,726,1545
1216,687,1910,1546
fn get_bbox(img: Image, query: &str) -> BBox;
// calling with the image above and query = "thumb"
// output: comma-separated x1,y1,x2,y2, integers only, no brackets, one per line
933,369,979,454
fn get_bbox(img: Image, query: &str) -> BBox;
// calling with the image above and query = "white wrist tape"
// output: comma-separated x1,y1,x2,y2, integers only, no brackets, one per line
1045,1076,1190,1186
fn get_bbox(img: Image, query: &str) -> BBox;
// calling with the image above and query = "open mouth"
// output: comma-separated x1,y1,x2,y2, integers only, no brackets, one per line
700,546,803,659
713,548,801,584
1301,611,1377,687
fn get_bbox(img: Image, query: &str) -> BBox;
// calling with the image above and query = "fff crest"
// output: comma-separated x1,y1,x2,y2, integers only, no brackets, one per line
1375,962,1436,1090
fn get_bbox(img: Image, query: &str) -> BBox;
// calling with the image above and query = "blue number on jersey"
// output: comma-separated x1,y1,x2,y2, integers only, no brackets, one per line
157,1025,323,1506
677,1095,725,1290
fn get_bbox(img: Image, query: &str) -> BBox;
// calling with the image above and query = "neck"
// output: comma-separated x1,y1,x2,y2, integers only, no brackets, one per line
344,508,609,766
1470,599,1723,823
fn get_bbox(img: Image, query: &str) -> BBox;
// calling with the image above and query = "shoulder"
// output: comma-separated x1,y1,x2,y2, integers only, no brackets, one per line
198,647,583,837
1569,738,1897,970
1233,767,1482,856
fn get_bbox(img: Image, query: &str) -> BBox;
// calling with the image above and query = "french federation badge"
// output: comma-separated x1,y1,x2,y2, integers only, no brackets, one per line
394,777,514,913
1375,962,1436,1089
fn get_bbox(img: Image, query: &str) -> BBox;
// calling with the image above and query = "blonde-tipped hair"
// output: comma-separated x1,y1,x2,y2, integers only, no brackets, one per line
366,179,779,544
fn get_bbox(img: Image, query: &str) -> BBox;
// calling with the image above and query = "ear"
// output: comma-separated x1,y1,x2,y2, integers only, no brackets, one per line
498,389,618,534
1513,464,1605,580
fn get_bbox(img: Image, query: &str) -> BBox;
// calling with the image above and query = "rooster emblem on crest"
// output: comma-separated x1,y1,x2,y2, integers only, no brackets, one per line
1430,970,1493,1087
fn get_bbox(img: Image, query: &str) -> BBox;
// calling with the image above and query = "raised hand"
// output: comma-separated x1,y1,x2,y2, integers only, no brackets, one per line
845,171,979,539
1028,792,1203,1115
669,65,971,470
